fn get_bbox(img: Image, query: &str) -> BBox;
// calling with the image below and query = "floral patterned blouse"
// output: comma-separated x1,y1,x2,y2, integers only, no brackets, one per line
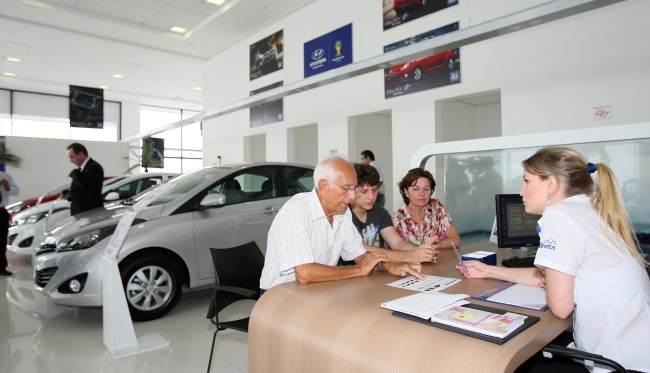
392,198,453,245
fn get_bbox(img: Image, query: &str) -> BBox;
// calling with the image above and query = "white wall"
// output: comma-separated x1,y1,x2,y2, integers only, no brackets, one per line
5,137,129,201
201,0,650,213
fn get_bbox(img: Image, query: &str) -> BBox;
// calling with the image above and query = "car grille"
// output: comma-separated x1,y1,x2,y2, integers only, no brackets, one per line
35,267,58,288
8,233,17,245
37,243,57,256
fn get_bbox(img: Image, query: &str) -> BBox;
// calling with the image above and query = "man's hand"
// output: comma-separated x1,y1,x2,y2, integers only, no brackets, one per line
356,251,388,276
382,262,423,280
1,179,9,191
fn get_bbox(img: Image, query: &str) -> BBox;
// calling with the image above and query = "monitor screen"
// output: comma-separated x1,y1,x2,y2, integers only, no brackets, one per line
495,194,541,249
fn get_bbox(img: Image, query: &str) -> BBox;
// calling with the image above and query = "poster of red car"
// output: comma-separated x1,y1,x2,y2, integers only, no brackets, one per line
384,22,460,99
383,0,458,31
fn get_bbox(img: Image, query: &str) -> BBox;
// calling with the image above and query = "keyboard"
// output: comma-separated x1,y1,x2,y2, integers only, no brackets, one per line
501,256,536,268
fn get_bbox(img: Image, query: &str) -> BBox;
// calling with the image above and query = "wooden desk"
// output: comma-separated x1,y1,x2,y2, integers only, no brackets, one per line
249,245,571,373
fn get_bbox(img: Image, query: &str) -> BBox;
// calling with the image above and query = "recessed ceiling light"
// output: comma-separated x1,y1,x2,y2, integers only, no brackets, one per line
193,86,202,91
113,74,124,79
206,0,225,6
6,57,21,63
170,26,187,34
3,72,16,77
99,85,109,90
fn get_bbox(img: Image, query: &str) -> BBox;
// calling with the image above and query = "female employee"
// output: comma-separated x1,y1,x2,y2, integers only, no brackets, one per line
392,168,461,249
459,146,650,372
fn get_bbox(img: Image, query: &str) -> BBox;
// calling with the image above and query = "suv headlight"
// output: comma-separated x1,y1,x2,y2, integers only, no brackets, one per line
12,212,47,226
56,225,117,252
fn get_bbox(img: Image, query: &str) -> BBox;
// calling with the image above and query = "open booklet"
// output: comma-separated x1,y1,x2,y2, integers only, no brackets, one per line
382,292,540,344
431,305,527,338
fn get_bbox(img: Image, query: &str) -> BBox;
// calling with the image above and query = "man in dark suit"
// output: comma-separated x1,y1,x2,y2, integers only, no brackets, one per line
65,143,104,215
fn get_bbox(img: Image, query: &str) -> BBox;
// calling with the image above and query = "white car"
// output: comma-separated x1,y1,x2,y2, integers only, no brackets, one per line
7,173,175,256
33,163,314,321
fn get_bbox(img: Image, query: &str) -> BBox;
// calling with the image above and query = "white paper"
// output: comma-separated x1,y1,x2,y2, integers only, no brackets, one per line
486,283,547,310
381,292,469,319
386,275,461,292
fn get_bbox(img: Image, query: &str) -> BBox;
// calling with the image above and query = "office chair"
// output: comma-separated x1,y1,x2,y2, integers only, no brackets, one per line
206,241,265,373
542,344,628,373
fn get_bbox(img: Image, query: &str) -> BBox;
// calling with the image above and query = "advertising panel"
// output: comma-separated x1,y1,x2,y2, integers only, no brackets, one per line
69,85,104,128
383,0,458,31
142,137,164,169
384,22,461,99
250,30,284,81
250,81,283,127
304,23,353,78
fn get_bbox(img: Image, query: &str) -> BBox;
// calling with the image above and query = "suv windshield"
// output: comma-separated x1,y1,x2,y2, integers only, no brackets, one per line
147,167,232,206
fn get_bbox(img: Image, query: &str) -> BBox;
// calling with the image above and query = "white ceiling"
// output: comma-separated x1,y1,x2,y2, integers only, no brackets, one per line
0,0,315,104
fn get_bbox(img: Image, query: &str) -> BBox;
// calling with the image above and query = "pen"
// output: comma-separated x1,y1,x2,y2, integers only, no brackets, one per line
450,241,468,275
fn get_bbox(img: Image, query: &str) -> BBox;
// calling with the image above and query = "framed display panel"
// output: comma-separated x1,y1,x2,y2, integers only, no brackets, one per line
250,30,284,81
69,85,104,128
384,23,461,99
250,82,284,127
383,0,458,31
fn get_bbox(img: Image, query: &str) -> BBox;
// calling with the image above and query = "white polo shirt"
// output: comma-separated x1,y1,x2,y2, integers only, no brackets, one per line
260,189,366,290
534,194,650,372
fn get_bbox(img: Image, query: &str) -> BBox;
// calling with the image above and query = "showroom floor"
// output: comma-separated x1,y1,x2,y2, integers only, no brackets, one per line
1,254,252,373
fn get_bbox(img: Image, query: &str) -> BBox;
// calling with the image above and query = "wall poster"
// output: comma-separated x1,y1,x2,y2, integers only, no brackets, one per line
250,81,284,127
384,22,461,99
303,23,353,78
250,30,284,81
383,0,458,30
69,85,104,128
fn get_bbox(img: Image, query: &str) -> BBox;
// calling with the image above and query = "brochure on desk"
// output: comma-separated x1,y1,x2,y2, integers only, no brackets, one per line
393,303,540,345
471,282,548,312
386,275,461,292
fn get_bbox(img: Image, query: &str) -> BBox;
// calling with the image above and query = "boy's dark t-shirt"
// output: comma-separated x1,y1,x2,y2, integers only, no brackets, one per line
350,204,393,248
340,204,393,266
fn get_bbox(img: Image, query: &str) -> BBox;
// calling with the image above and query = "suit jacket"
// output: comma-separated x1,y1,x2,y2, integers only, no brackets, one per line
69,157,104,215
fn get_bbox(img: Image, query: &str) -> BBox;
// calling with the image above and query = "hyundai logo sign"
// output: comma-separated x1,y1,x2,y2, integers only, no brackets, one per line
311,49,325,60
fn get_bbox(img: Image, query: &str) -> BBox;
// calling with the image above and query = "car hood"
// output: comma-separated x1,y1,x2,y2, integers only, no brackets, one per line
12,199,70,221
45,203,165,241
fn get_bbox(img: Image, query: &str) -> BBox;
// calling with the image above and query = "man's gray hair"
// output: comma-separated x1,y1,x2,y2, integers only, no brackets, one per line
314,156,351,184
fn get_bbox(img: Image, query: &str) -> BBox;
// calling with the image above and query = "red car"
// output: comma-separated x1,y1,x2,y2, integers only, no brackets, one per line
387,49,456,82
5,176,116,221
394,0,427,10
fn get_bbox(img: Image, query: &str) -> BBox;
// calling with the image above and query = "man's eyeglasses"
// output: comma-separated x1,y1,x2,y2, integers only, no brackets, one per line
329,180,359,194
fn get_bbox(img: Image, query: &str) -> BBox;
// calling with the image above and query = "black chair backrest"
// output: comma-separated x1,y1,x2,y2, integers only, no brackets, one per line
210,241,265,291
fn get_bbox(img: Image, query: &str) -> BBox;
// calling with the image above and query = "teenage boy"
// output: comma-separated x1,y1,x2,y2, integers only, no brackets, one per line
349,163,438,264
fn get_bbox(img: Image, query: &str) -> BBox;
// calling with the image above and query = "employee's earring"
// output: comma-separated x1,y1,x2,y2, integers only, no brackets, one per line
547,194,552,205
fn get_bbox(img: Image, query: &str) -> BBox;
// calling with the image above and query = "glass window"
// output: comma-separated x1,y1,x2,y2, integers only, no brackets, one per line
1,89,120,140
139,105,203,174
441,139,650,254
283,167,314,196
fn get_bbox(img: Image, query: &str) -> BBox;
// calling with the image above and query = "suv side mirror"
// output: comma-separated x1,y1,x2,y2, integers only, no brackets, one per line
200,193,226,208
104,191,120,201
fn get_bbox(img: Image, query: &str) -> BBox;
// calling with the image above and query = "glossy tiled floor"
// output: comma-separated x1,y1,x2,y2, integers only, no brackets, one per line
1,253,252,373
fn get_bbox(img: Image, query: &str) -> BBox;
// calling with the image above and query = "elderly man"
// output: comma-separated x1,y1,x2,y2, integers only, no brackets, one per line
260,156,422,291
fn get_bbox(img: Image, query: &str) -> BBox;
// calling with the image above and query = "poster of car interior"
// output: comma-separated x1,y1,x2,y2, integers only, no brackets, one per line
69,85,104,128
303,23,353,78
383,0,458,31
250,81,283,127
250,30,284,81
384,22,460,99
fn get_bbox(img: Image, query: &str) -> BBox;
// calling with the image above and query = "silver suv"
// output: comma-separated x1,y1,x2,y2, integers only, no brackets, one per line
33,163,314,321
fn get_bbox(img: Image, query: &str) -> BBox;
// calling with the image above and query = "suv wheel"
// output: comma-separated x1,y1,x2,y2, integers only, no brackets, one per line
120,255,182,321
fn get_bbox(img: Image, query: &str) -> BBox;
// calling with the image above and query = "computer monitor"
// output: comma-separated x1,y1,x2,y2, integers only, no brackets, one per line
495,194,541,258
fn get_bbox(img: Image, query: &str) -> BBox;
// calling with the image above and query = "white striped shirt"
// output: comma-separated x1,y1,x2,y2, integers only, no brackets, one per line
260,189,366,290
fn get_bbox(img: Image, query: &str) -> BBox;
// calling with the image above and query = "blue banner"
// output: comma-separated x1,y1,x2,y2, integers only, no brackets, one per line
304,24,353,78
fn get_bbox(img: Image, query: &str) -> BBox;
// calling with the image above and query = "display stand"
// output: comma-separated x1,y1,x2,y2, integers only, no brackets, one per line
102,187,171,358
